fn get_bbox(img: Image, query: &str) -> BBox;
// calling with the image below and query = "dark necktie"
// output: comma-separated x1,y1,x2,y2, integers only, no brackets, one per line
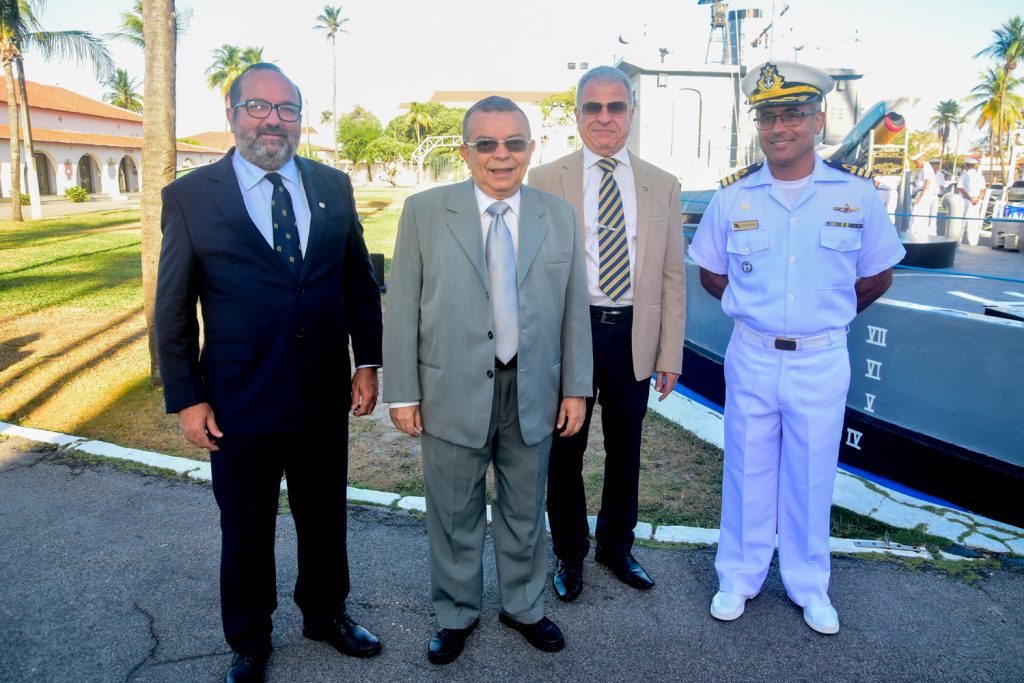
596,158,630,301
265,172,303,278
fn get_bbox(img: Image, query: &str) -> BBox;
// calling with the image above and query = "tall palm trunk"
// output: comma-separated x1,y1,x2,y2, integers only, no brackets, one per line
331,36,338,168
3,59,22,221
16,59,41,219
140,0,177,385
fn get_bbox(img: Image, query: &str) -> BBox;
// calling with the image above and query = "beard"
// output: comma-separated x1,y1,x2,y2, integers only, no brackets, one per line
232,120,300,171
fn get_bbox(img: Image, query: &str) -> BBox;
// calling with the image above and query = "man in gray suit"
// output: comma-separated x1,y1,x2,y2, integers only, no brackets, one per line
383,96,592,664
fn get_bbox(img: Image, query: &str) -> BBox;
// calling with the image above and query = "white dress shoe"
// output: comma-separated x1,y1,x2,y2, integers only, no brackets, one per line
803,604,840,634
710,591,758,621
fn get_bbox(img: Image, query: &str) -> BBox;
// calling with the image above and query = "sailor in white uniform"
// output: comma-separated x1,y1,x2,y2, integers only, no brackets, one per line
689,61,906,635
930,159,948,197
910,154,938,237
957,158,987,246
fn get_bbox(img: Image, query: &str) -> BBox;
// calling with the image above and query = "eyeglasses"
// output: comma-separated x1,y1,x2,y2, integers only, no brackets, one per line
463,138,531,154
753,110,820,130
232,99,302,122
579,101,630,117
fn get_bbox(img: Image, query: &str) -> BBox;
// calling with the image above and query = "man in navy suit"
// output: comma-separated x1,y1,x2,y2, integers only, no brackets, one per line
155,63,383,683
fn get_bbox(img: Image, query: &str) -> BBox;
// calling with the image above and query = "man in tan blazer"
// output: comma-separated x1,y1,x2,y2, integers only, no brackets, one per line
528,65,685,601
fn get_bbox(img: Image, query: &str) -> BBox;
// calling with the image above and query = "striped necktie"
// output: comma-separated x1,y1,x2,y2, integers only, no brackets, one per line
485,201,518,364
596,158,630,301
265,172,303,278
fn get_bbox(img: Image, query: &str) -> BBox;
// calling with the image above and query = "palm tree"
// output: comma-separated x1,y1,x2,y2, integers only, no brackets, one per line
930,99,961,171
404,102,433,148
313,5,350,167
240,46,263,67
205,44,264,102
975,16,1024,180
107,0,192,49
140,0,176,384
103,67,143,113
0,0,113,221
964,66,1024,178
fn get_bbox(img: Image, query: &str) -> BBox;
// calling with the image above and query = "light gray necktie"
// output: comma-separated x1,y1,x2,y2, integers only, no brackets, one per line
485,201,518,364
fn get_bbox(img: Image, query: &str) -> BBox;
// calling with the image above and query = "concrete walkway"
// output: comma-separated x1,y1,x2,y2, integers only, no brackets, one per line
1,435,1023,682
2,402,1023,558
4,194,139,219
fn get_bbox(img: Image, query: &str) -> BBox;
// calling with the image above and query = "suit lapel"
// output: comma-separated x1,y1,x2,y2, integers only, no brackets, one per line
296,156,326,280
560,150,586,244
629,151,652,281
446,180,490,291
517,186,548,287
208,149,295,281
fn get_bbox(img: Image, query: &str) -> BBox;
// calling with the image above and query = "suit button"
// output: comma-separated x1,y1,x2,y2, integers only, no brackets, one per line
296,328,306,338
296,286,305,294
488,331,494,339
486,370,494,379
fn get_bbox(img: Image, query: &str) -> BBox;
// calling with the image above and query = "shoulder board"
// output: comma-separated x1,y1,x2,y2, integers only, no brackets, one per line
824,159,874,180
719,162,763,188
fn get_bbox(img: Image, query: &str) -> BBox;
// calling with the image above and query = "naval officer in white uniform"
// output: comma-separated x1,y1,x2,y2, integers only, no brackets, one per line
956,157,987,246
689,61,906,635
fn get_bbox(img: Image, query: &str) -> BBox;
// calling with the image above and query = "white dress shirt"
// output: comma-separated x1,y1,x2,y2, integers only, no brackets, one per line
582,146,636,306
232,151,311,256
474,184,521,257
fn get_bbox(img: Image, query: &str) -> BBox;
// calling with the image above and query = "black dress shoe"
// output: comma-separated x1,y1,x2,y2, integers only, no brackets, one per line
497,612,565,652
303,614,382,658
225,652,267,683
427,618,478,665
595,546,655,590
552,557,583,601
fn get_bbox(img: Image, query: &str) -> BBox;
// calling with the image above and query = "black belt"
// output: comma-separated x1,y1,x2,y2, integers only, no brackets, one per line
590,305,632,325
495,355,518,370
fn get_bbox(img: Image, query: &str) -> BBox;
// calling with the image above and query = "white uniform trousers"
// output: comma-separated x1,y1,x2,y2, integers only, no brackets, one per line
716,327,850,607
909,194,938,237
964,200,983,246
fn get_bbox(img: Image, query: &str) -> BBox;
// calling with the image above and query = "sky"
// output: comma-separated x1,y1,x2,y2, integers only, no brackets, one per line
20,0,1024,140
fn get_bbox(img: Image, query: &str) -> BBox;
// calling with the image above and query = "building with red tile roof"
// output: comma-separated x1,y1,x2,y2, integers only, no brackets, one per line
0,80,224,200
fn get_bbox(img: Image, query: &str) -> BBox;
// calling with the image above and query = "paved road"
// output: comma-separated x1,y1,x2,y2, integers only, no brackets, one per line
1,438,1022,682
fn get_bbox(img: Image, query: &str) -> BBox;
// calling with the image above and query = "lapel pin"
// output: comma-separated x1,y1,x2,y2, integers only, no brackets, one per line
741,202,749,210
642,184,649,191
318,202,326,209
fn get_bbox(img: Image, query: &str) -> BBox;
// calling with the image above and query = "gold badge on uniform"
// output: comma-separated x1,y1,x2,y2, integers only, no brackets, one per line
732,220,758,231
833,204,858,213
741,202,750,210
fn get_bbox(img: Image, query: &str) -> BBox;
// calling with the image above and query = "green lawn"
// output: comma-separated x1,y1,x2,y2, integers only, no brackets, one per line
0,203,959,552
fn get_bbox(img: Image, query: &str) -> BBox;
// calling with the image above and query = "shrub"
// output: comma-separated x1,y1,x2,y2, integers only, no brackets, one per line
19,193,29,205
64,186,88,202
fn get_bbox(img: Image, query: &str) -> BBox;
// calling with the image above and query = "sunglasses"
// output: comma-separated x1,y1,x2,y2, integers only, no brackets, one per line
579,101,630,116
464,138,531,154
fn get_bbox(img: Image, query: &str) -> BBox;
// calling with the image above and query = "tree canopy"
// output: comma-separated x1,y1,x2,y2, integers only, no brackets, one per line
337,105,382,178
103,67,143,113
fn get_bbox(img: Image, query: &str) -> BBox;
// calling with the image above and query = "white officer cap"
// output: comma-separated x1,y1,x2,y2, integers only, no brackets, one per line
963,157,979,166
741,61,834,110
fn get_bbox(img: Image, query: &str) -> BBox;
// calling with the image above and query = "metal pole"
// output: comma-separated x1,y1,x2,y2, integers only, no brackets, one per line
898,132,911,232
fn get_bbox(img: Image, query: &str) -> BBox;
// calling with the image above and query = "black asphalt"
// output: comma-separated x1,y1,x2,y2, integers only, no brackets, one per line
2,439,1022,682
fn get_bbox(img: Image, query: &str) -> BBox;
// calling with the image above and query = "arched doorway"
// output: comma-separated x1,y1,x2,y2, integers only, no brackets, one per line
77,155,99,193
118,155,139,192
34,153,55,195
